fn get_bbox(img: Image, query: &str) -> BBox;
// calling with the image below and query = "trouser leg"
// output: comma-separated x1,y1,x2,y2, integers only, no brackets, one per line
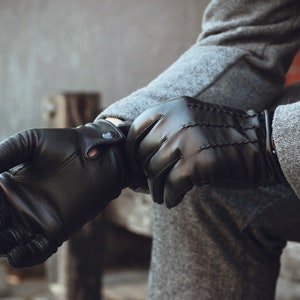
147,185,300,300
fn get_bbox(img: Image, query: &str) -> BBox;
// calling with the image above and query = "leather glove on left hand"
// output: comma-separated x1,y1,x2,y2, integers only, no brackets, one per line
127,96,287,208
0,119,130,268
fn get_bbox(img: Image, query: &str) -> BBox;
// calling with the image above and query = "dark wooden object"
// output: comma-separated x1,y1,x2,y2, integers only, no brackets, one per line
43,93,103,300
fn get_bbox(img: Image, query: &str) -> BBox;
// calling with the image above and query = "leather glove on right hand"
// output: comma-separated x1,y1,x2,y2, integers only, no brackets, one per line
0,119,130,268
127,96,287,208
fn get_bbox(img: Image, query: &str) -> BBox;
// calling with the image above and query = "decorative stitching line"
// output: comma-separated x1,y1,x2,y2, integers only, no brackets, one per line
198,139,258,151
186,102,257,118
181,122,259,130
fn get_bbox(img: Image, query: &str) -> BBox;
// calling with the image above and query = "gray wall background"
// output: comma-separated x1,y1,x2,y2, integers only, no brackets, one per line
0,0,209,140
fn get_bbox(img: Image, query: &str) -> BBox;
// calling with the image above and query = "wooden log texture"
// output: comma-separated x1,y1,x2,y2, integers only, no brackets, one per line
43,92,154,300
44,93,103,300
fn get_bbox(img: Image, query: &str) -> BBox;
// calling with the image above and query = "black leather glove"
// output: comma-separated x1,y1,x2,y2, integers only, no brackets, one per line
0,119,130,267
127,96,287,208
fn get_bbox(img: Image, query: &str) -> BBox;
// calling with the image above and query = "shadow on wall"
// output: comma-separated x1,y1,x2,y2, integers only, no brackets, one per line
0,0,208,140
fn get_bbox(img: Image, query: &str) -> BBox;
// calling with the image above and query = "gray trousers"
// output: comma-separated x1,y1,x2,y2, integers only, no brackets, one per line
100,1,300,298
146,83,300,300
147,185,299,300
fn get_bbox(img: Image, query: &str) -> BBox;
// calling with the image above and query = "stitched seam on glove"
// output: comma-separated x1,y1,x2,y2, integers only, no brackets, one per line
10,152,78,182
186,102,258,118
181,122,259,130
198,138,258,151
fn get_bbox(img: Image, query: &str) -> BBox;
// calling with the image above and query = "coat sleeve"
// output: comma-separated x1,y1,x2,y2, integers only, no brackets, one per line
100,0,300,120
273,100,300,199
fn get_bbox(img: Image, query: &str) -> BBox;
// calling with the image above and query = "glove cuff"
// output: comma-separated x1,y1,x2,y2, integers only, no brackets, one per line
118,120,149,192
263,110,288,186
94,118,149,191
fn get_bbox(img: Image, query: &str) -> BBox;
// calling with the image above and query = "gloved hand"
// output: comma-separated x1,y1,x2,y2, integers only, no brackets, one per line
127,96,287,208
0,119,130,267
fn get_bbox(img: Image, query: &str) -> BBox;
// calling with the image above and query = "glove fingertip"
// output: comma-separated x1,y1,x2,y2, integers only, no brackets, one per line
7,236,57,268
7,246,32,268
165,194,184,209
0,225,33,253
149,184,164,206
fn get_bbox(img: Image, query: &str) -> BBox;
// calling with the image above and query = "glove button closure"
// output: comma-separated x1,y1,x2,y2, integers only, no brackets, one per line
102,131,117,140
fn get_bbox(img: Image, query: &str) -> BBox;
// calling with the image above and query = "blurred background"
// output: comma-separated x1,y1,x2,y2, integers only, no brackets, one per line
0,0,208,140
0,1,208,299
0,1,300,299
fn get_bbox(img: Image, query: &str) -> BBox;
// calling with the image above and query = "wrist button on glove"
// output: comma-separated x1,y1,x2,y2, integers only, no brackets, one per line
102,131,117,139
0,118,132,267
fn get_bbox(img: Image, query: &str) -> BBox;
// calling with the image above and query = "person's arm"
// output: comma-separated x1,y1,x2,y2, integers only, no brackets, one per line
124,90,300,207
1,0,300,268
101,0,300,122
0,119,132,267
126,96,288,208
273,101,300,199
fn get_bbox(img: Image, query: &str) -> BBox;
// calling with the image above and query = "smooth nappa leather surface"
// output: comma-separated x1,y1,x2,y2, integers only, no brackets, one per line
127,96,287,208
0,119,128,267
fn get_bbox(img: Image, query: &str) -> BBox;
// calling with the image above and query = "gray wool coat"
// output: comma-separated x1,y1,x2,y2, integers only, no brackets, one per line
101,0,300,299
274,100,300,199
101,0,300,198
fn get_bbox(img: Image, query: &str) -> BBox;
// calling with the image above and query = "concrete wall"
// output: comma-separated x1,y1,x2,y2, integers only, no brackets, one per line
1,2,300,299
0,0,209,140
